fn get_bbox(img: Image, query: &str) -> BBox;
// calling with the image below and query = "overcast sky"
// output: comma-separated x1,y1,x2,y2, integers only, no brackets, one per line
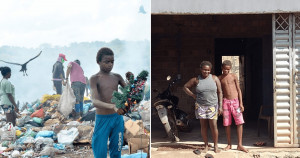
0,0,150,105
0,0,150,48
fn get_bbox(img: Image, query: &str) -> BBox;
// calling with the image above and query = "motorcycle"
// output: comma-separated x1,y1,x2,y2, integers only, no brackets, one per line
153,75,191,142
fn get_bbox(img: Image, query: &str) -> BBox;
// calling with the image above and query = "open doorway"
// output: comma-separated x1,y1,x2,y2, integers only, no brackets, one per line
215,38,274,144
215,38,264,121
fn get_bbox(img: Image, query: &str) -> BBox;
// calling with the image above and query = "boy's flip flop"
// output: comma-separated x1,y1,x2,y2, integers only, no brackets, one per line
193,149,201,155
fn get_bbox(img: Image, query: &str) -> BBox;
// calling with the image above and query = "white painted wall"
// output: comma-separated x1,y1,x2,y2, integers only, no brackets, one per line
152,0,300,14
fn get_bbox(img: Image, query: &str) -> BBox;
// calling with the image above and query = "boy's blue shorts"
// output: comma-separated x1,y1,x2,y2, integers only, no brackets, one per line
92,113,124,158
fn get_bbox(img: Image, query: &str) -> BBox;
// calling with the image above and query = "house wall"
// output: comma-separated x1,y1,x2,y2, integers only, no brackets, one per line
152,0,300,14
151,14,273,118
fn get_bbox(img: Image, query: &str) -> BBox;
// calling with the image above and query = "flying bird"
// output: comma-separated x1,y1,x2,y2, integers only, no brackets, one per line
0,51,42,76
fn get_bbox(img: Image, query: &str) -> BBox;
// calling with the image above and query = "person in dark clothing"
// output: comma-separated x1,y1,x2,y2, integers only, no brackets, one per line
52,53,67,94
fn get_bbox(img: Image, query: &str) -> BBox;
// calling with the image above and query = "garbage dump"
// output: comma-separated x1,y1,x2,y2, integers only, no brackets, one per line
0,94,150,157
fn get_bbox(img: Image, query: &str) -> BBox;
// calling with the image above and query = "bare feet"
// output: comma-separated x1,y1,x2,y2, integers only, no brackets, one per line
237,145,249,153
201,145,210,153
214,146,221,153
224,145,232,151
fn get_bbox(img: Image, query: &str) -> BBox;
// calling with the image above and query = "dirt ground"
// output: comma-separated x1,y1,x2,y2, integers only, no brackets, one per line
151,115,300,158
54,145,130,158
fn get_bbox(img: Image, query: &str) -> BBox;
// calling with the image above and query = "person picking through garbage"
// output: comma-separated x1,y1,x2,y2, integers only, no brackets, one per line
65,59,86,118
52,53,67,95
90,47,126,158
125,71,134,84
0,66,19,126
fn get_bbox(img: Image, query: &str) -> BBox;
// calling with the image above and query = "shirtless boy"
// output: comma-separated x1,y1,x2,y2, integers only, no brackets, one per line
218,60,248,153
90,47,127,158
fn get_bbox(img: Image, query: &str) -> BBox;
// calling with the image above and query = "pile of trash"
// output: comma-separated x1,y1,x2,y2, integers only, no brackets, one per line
0,94,150,157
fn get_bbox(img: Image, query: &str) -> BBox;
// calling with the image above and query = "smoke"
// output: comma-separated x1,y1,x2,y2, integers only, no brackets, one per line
0,0,150,107
0,40,150,106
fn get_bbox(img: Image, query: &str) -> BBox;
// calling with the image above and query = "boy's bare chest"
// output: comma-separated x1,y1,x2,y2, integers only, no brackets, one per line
220,76,234,86
97,77,119,90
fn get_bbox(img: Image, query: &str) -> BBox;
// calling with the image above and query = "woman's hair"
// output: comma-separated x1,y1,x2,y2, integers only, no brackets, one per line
0,66,11,77
200,61,212,69
74,59,81,66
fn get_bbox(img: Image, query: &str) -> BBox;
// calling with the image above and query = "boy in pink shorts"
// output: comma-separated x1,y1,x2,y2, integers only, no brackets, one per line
219,60,248,153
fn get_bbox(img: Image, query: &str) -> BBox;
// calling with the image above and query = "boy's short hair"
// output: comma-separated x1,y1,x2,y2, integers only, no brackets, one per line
222,60,232,67
200,61,212,69
96,47,114,63
126,71,134,79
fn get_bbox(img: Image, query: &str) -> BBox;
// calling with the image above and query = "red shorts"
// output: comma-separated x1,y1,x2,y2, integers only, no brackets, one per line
222,98,244,126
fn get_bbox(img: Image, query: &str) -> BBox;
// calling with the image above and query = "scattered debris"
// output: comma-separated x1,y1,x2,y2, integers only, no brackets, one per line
0,94,150,157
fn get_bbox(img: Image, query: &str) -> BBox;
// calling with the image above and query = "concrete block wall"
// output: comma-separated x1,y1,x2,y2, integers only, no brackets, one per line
152,14,272,116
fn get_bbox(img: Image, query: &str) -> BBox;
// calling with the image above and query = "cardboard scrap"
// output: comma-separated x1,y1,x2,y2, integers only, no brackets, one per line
124,120,144,136
128,135,149,154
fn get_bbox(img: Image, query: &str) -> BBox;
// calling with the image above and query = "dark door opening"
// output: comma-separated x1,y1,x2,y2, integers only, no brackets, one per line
214,38,264,121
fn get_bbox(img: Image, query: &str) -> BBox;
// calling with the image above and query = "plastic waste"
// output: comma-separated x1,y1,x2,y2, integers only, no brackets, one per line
27,103,33,108
1,141,9,147
0,121,6,128
16,136,27,145
24,128,37,138
16,130,22,137
20,109,30,115
23,136,35,144
0,146,7,151
36,131,55,138
80,110,95,121
33,117,43,124
122,145,129,150
58,83,76,117
53,143,65,150
140,110,150,130
43,115,51,122
28,107,35,113
57,127,79,145
26,121,43,127
0,122,16,141
16,117,25,127
35,137,54,151
11,150,21,158
127,111,141,121
32,101,41,110
22,149,34,157
83,103,92,114
30,108,44,118
41,94,61,104
40,146,64,157
121,152,147,158
66,121,80,126
8,142,16,149
0,115,6,121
